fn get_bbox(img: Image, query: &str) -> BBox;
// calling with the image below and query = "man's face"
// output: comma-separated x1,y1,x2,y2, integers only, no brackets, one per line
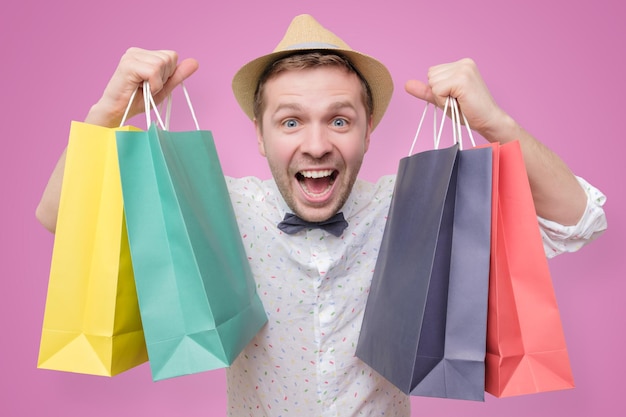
256,66,372,222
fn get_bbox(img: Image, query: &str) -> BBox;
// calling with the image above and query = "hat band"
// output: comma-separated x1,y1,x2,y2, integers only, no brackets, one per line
284,41,341,51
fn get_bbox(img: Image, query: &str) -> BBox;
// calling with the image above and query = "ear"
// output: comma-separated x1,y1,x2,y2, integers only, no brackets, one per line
254,118,266,157
363,116,373,153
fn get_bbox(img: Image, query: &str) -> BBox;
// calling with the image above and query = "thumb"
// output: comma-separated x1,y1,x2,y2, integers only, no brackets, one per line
157,58,200,100
404,79,435,104
174,58,200,83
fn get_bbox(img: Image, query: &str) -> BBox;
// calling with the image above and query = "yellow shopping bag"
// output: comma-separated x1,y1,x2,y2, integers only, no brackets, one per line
37,121,148,377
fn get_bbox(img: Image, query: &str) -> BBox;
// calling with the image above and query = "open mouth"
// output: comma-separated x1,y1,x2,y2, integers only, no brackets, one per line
296,169,338,197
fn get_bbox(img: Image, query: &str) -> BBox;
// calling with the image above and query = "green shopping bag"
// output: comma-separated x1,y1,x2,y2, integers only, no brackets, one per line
116,83,267,381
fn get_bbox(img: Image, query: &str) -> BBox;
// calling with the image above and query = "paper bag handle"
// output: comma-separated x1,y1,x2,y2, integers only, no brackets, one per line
120,81,200,131
408,97,476,156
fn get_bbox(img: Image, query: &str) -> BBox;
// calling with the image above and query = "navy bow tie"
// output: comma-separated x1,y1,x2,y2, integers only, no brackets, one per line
277,212,348,237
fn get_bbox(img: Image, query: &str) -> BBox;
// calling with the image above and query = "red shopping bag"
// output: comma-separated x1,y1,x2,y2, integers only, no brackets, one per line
485,140,575,397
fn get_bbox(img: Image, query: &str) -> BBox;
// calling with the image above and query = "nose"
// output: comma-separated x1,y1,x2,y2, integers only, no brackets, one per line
300,125,333,159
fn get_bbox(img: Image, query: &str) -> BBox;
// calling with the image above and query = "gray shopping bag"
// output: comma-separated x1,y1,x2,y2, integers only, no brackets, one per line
356,142,492,401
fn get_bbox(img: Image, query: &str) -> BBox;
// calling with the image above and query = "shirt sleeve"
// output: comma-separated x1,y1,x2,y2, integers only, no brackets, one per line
538,176,607,259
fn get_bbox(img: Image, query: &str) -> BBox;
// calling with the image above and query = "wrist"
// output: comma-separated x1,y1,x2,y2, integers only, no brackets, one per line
480,109,522,144
84,98,125,128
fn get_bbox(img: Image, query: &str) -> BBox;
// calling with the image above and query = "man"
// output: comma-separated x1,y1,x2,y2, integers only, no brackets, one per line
36,14,606,417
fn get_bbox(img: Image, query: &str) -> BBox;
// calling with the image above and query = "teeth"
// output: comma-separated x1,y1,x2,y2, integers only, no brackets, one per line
299,169,333,179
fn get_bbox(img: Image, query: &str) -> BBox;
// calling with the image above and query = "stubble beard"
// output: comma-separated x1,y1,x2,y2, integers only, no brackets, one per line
269,158,362,223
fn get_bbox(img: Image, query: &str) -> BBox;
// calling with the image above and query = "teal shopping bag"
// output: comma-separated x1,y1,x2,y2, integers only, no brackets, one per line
116,106,266,381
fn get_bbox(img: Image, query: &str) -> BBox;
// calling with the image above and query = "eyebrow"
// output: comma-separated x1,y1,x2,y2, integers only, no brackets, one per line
273,103,304,115
273,101,358,116
329,101,358,113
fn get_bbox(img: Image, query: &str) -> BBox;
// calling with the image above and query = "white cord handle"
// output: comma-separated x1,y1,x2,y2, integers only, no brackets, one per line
408,97,476,156
408,102,430,156
119,81,200,131
163,82,200,131
120,88,137,127
143,81,166,129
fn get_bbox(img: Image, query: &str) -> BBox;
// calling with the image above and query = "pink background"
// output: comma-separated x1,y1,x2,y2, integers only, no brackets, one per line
3,0,623,416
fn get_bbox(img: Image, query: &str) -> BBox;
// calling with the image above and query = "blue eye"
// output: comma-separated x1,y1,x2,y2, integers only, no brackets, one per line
332,118,347,127
283,119,298,128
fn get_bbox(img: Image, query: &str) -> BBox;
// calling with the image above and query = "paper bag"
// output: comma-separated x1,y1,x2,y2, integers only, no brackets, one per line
116,121,267,381
485,140,575,397
357,132,492,400
38,122,147,377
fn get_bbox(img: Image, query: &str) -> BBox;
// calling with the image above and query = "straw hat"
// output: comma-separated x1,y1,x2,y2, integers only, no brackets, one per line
231,14,394,130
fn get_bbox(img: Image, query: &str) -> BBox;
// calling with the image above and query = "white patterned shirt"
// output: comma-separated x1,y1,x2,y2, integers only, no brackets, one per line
224,174,606,417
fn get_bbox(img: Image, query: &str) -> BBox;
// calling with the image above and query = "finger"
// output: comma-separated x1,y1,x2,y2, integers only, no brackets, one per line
426,58,481,103
158,58,200,99
129,49,180,94
427,64,462,102
130,52,199,107
103,49,184,122
404,80,435,103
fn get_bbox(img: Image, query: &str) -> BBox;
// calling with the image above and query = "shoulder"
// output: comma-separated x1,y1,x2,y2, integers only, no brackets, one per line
351,175,396,201
226,176,283,224
226,176,276,200
345,175,396,219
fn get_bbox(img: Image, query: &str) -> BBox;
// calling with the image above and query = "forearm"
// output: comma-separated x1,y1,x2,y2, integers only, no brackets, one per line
405,59,589,226
481,112,587,226
35,102,116,233
36,150,66,233
35,48,198,235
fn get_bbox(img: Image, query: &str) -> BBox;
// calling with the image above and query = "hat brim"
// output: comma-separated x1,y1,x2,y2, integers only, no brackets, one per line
232,47,394,131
